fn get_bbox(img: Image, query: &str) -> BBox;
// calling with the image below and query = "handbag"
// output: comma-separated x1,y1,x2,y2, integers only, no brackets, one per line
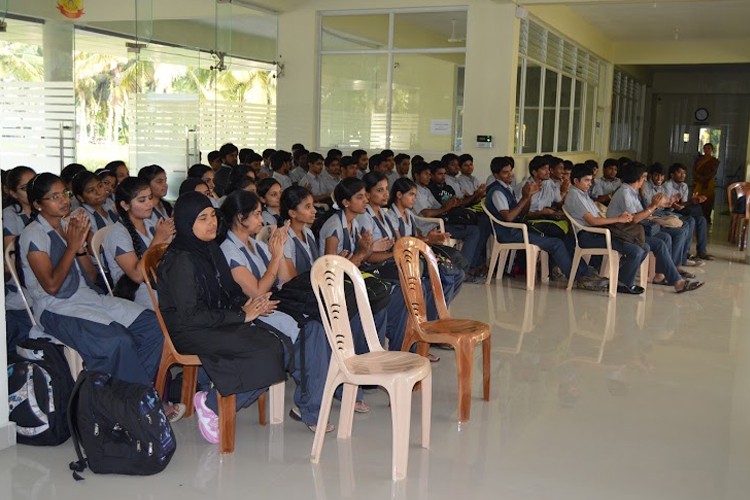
605,222,645,247
647,214,683,228
441,207,478,225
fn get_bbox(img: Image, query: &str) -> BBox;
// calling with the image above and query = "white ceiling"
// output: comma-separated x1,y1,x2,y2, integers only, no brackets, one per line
519,0,750,42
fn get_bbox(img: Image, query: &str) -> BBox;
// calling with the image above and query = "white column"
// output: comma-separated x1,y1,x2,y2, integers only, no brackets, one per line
43,20,74,82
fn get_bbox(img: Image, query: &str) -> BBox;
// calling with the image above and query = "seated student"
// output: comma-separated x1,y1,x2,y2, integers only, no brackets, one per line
279,185,320,275
339,156,359,180
179,178,211,198
320,155,341,194
327,148,343,162
564,164,649,294
394,153,411,180
187,163,218,199
413,162,485,280
207,150,222,173
383,176,465,310
224,164,257,197
486,157,605,291
486,156,519,192
260,148,276,178
380,149,399,187
456,154,486,198
441,153,465,199
242,151,263,176
289,148,309,185
607,162,702,293
18,174,178,416
271,150,293,191
352,149,369,179
3,166,37,350
61,163,87,211
664,163,713,261
548,155,571,203
105,160,130,186
72,171,119,231
584,159,599,198
218,190,299,342
104,178,175,309
369,153,388,175
590,158,622,205
257,177,282,226
411,154,425,172
212,143,239,197
156,192,290,443
641,163,696,267
300,152,326,201
517,155,563,216
95,168,118,208
138,165,172,220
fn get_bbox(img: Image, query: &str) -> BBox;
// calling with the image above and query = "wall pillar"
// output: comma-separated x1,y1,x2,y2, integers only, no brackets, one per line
43,20,74,82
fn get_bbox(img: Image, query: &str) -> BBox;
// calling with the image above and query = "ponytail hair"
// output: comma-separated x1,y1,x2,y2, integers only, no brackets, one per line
388,177,417,207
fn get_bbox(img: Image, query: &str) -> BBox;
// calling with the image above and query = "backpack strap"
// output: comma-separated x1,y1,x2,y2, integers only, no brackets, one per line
67,372,89,481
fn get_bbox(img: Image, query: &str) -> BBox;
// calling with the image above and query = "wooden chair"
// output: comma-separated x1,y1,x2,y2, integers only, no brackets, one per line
4,237,85,378
140,243,285,454
393,237,490,422
90,225,114,295
726,181,750,249
562,207,651,297
481,200,549,289
309,255,431,481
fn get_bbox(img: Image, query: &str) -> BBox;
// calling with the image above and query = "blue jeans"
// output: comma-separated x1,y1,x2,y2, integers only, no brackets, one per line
646,235,681,285
678,207,708,255
577,231,649,286
497,226,589,280
445,223,483,269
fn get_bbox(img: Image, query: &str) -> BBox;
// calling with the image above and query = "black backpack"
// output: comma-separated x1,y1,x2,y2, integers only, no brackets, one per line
8,339,74,446
68,371,176,479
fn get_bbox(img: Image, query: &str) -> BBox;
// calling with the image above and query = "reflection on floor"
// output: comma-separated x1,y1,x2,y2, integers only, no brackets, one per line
3,232,750,500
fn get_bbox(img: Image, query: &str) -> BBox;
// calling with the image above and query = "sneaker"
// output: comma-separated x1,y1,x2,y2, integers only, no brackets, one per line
550,266,566,282
194,391,220,444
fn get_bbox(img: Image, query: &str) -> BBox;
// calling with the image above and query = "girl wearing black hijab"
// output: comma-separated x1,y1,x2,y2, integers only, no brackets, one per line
157,191,289,444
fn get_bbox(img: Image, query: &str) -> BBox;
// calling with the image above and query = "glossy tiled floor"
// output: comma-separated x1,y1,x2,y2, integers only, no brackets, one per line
3,221,750,500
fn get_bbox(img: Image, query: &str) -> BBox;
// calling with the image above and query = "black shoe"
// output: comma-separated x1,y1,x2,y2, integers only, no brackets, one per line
617,284,644,295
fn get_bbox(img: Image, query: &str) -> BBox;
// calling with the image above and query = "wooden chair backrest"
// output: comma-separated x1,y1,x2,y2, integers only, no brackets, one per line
393,237,450,329
727,182,750,218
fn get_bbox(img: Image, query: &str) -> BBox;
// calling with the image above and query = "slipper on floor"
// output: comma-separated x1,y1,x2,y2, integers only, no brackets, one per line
652,277,671,286
679,270,696,279
165,402,186,423
676,280,704,293
289,407,334,433
354,401,370,413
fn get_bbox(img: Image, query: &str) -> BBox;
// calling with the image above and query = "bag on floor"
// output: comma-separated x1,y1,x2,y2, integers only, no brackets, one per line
8,339,74,446
68,371,176,479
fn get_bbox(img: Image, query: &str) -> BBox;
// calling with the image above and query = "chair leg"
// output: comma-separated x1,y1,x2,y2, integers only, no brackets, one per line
389,381,414,481
218,392,237,454
454,339,474,422
420,372,431,450
337,383,357,439
741,220,749,251
638,253,651,290
496,249,509,281
567,250,581,291
482,337,491,401
486,244,500,285
269,381,285,424
181,366,199,418
400,327,419,353
525,247,538,291
257,392,267,426
155,345,174,400
311,364,339,464
608,253,620,298
539,251,550,284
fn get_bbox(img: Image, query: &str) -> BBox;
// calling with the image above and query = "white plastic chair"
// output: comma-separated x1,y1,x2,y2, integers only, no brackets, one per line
310,255,432,481
412,214,460,248
4,237,84,378
255,225,273,244
91,225,114,295
562,207,650,297
481,200,549,289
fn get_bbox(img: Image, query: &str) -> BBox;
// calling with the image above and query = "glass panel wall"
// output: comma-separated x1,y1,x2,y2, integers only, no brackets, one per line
319,9,467,152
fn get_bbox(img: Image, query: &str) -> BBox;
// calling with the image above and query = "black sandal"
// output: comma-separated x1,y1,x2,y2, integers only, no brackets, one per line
676,280,703,293
652,277,671,286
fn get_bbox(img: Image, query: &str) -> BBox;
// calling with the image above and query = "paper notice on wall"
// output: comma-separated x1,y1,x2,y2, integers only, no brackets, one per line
430,119,452,136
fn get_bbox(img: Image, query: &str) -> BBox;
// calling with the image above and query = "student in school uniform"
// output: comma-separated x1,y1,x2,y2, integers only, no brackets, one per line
103,177,175,309
60,163,87,212
72,171,120,231
138,165,172,221
320,155,341,195
456,154,486,198
95,168,118,211
272,150,294,191
590,158,622,206
289,148,309,185
104,160,130,186
664,163,713,261
563,164,649,294
3,166,37,350
219,190,299,342
18,173,183,421
352,149,369,179
258,177,282,226
299,152,329,202
607,162,702,293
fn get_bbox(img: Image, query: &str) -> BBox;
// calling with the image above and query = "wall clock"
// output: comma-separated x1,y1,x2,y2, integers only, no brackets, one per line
694,107,709,122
